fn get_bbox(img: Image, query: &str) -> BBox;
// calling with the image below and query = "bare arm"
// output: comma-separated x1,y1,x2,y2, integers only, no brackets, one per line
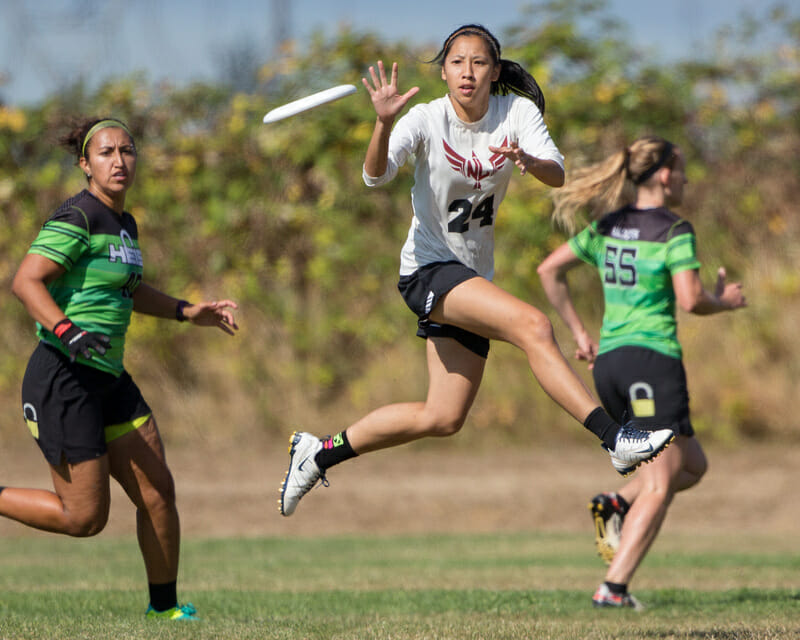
488,141,565,187
11,253,68,331
537,242,598,366
362,60,419,178
133,283,239,335
673,267,746,315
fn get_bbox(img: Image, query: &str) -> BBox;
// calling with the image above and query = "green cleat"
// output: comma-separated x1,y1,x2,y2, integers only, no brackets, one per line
145,603,200,621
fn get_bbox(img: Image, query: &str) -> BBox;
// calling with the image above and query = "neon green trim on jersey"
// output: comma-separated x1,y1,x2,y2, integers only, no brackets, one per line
105,413,151,443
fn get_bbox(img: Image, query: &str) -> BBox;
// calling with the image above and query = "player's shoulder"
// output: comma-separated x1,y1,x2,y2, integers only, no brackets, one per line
47,190,94,230
47,189,136,235
649,207,695,240
408,96,448,121
597,206,693,243
395,98,443,136
498,93,541,118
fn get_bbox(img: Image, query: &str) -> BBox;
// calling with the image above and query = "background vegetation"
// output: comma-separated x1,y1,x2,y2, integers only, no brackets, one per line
0,0,798,449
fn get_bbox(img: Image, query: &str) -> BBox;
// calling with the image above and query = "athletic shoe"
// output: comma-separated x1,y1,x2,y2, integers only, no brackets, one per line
589,492,627,565
145,603,200,620
592,583,644,611
279,431,327,516
606,423,674,476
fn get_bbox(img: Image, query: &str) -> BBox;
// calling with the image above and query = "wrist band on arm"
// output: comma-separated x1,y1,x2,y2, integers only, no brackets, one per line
52,318,73,337
176,300,190,322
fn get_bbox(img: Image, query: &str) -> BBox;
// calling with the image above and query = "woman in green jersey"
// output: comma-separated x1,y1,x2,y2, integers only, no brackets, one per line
538,135,746,609
7,117,238,620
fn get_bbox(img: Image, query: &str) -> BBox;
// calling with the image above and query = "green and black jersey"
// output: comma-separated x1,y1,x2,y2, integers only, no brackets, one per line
28,189,143,376
568,205,701,360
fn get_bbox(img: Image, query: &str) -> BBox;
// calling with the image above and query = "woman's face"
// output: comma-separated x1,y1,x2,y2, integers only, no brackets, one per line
441,34,500,122
79,127,137,210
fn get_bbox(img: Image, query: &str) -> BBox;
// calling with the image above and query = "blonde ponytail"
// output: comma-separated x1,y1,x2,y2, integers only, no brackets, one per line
551,136,676,234
551,150,629,233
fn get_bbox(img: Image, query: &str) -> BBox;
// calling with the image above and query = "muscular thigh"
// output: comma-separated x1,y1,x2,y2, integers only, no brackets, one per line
107,416,173,506
50,456,111,519
433,277,540,343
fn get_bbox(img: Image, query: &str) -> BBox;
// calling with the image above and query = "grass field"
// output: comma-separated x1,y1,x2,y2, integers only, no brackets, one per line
0,531,797,639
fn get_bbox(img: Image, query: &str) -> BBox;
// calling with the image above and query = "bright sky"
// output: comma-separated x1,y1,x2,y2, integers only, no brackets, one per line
0,0,783,106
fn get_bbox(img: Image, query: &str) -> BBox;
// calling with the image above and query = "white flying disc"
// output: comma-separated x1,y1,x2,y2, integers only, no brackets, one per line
262,84,358,124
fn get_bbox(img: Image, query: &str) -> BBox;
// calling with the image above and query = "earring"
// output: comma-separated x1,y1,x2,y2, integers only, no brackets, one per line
86,173,92,179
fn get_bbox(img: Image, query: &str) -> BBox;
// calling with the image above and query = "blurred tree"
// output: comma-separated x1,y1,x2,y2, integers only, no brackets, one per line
0,0,797,445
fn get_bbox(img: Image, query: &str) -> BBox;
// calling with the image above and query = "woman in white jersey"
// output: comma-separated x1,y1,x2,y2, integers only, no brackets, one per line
538,136,746,608
279,24,674,517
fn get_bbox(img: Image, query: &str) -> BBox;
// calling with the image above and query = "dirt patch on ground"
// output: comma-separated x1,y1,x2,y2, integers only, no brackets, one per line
1,440,798,539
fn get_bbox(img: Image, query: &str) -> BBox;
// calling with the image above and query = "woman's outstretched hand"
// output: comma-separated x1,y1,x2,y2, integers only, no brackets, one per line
362,60,419,124
183,300,239,335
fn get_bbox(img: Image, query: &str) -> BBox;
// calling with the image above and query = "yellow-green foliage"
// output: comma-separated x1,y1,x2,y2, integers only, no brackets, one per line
0,1,797,446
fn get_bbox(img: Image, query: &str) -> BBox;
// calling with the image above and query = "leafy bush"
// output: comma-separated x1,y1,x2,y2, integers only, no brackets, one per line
0,0,797,446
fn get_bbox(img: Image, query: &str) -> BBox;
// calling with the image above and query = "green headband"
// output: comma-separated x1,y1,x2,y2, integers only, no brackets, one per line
81,120,132,157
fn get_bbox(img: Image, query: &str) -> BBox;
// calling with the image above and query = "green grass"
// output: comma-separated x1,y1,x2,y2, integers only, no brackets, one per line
0,532,798,639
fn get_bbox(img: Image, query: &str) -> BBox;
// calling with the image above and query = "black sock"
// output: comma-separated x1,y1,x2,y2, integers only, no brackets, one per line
148,580,178,612
315,430,358,471
605,581,627,595
615,493,631,515
584,407,620,450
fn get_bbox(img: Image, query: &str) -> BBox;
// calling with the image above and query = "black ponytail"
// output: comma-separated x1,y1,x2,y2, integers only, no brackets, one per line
430,24,546,114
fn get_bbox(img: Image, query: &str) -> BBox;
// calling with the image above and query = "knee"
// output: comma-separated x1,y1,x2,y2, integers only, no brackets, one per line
66,505,109,537
424,411,468,438
683,453,708,488
695,455,709,480
516,307,555,349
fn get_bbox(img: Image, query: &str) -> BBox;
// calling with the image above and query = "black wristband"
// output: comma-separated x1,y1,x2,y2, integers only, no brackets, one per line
176,300,189,322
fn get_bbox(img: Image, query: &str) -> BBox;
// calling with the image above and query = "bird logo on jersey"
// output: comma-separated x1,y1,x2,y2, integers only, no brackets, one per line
443,137,508,190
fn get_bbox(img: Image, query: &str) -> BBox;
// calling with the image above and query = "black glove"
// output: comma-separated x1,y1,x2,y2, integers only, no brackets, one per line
52,319,111,362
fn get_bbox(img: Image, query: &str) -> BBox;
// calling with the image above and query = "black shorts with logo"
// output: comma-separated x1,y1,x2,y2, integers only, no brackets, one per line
397,260,490,359
21,342,152,465
592,345,693,436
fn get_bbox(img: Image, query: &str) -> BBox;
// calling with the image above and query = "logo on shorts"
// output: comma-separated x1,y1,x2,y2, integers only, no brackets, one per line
629,382,656,417
23,403,39,439
443,137,508,190
425,291,435,315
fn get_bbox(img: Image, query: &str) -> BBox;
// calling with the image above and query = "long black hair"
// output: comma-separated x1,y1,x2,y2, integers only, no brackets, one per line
430,24,546,114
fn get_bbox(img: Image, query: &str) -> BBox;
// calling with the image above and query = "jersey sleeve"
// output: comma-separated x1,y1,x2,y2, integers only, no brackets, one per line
27,206,90,271
665,219,701,274
567,223,601,267
513,98,564,169
362,105,427,187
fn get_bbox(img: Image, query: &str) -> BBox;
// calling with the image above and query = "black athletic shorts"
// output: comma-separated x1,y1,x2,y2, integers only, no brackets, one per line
397,260,490,358
21,341,152,465
592,345,693,436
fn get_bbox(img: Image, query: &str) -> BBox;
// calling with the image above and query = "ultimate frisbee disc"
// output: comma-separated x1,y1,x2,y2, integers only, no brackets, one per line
262,84,358,124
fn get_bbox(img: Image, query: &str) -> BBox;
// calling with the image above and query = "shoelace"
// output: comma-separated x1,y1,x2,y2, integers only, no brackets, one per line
617,426,649,444
299,469,329,493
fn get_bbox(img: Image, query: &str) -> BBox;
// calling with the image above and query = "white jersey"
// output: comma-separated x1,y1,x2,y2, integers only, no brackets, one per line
363,93,564,279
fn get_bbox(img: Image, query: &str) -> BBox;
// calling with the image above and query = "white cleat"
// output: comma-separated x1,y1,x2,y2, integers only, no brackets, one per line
606,423,674,476
279,431,326,516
